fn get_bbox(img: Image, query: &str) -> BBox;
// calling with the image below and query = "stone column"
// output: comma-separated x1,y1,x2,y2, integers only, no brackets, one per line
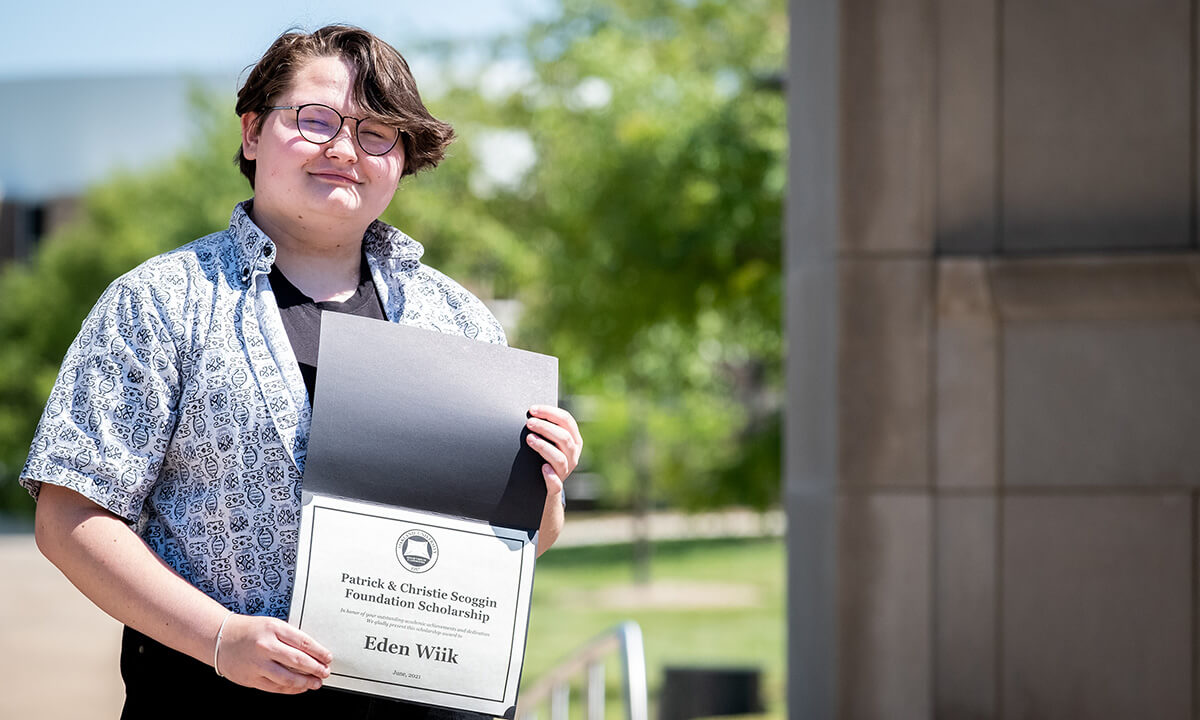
787,1,1200,718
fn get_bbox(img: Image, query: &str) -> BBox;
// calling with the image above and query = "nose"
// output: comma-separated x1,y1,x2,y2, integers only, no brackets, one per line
324,122,359,161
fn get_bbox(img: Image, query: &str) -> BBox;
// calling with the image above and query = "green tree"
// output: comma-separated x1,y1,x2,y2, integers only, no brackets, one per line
426,0,788,511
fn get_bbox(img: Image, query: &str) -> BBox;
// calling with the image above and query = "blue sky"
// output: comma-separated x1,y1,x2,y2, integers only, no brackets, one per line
0,0,556,79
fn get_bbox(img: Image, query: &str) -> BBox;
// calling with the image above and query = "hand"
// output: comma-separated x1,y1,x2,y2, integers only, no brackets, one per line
526,404,584,556
214,614,333,694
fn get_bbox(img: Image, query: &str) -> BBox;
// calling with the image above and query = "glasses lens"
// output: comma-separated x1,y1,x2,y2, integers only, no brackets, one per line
296,105,341,143
357,118,400,155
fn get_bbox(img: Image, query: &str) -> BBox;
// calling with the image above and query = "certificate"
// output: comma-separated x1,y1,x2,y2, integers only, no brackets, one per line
290,313,558,717
289,493,536,717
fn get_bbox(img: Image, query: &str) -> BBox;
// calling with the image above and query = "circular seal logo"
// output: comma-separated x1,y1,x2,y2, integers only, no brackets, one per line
396,529,439,573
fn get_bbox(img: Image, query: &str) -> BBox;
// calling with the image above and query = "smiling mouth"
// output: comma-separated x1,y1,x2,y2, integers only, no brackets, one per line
311,171,360,184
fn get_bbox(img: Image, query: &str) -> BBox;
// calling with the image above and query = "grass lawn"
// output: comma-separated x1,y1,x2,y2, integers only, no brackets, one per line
521,535,785,720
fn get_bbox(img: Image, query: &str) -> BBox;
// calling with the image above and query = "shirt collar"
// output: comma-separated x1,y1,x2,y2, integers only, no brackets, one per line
226,200,425,286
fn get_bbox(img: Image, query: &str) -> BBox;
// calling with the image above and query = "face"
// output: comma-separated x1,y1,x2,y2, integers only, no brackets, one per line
241,55,405,232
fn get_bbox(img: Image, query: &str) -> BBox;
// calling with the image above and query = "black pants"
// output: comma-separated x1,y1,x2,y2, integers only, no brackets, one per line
120,626,482,720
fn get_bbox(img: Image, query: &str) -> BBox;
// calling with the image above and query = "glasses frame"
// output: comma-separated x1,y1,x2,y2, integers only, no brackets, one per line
264,103,402,157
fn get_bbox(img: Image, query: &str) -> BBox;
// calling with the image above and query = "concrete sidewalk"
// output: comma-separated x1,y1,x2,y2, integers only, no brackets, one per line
555,507,784,547
0,533,125,720
0,508,783,719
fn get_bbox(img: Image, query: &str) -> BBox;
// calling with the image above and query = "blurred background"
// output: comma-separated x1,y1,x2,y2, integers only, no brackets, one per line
0,1,786,719
5,1,1200,719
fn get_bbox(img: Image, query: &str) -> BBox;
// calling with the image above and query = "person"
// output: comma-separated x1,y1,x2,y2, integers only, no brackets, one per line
22,24,582,719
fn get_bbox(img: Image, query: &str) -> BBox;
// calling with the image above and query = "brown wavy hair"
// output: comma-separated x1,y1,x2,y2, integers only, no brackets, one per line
235,25,454,187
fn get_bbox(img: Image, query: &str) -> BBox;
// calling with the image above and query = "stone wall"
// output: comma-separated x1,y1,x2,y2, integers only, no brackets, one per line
787,1,1200,717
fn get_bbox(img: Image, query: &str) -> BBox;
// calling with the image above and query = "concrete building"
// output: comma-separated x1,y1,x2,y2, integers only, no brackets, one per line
0,74,235,264
786,1,1200,717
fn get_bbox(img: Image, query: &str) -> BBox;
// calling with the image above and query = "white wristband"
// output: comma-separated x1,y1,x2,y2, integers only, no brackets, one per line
213,611,234,677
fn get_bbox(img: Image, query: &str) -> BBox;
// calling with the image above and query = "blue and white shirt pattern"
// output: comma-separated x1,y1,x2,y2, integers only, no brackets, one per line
21,201,506,619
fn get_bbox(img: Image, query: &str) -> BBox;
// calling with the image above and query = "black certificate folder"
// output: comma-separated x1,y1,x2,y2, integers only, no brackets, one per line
304,312,558,530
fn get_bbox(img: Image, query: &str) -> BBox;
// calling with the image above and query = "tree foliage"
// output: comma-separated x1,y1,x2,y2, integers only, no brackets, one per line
0,90,249,512
0,0,786,515
433,0,788,510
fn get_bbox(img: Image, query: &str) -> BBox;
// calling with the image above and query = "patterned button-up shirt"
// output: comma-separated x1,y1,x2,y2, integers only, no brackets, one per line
21,201,506,619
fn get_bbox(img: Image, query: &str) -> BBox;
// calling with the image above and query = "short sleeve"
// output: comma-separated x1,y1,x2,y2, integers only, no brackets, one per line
20,277,182,522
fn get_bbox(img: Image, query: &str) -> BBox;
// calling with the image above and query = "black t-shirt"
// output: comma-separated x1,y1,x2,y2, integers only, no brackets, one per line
268,254,386,404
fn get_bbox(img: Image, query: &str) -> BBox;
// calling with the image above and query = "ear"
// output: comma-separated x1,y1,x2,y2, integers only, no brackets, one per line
240,112,261,161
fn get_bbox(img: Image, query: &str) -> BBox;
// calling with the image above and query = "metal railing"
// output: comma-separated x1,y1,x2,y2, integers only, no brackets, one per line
517,622,648,720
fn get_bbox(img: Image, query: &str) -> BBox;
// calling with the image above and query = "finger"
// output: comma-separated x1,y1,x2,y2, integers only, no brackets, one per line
261,660,321,693
525,418,579,461
257,676,311,695
252,673,307,695
527,433,569,479
529,405,582,441
275,643,332,680
274,621,334,667
542,463,564,495
529,407,583,468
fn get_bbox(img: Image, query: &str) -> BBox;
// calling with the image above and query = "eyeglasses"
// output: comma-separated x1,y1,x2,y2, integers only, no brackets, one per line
265,103,402,156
